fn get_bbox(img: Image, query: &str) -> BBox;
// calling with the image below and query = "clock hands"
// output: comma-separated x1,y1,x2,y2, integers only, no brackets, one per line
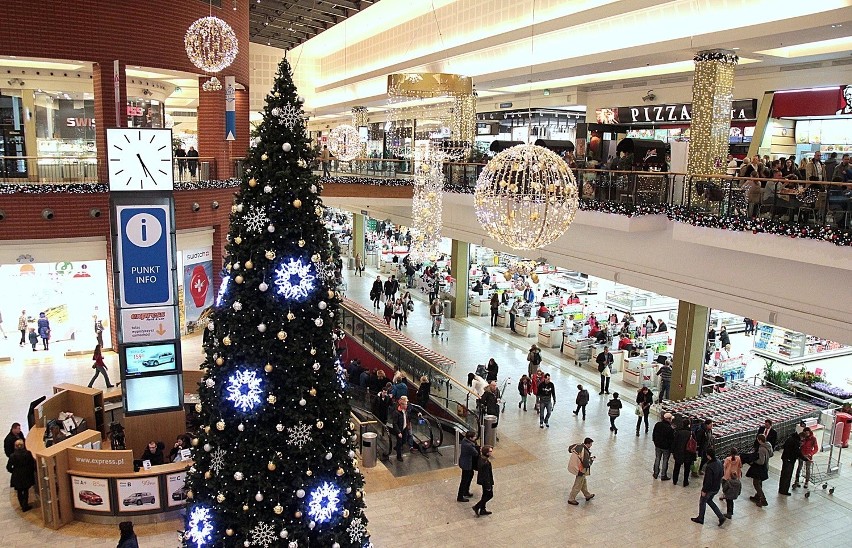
136,153,155,181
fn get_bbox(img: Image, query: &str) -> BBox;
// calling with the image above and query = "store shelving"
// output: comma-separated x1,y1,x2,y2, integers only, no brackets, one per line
753,324,852,365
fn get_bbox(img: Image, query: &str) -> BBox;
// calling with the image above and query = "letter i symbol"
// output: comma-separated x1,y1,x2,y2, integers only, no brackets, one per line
140,218,148,242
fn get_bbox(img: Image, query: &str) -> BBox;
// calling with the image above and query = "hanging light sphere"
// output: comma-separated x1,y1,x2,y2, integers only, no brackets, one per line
327,124,361,161
473,144,579,250
184,16,239,73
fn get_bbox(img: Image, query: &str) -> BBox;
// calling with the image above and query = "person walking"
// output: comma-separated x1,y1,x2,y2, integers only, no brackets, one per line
472,445,494,516
186,146,199,178
509,298,520,333
690,448,727,527
28,328,38,351
596,347,613,394
37,312,50,350
6,439,35,512
93,314,105,348
354,252,363,277
656,359,672,402
778,431,801,496
526,344,542,378
635,385,654,436
537,373,556,428
17,310,27,347
87,345,114,389
489,292,500,327
416,375,431,407
793,427,818,489
517,375,532,411
485,358,499,383
530,369,544,412
652,412,674,480
573,384,589,420
392,298,404,329
401,291,412,326
747,433,772,507
117,521,140,548
320,145,331,177
672,418,697,487
382,297,394,326
720,447,742,519
695,419,715,475
370,276,383,308
391,396,413,462
457,430,479,502
429,299,444,336
566,438,595,506
606,392,622,434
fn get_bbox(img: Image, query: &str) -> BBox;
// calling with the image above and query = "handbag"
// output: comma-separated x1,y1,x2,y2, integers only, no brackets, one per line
407,301,414,312
686,434,698,454
634,406,642,416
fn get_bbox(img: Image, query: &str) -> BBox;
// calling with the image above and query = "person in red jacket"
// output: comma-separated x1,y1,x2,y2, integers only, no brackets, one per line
530,370,544,412
793,427,819,488
618,334,633,352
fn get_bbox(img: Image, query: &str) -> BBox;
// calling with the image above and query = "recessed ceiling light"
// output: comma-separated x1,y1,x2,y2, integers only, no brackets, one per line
832,24,842,28
732,47,740,50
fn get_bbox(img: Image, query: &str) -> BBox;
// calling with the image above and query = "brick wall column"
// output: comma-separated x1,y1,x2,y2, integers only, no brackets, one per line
93,61,127,183
197,78,250,180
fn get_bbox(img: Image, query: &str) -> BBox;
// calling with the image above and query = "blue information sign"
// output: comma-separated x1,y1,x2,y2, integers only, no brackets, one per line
117,205,173,307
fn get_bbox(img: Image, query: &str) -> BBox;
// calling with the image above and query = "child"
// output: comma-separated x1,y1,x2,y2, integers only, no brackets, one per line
28,327,38,351
607,392,623,434
517,375,532,411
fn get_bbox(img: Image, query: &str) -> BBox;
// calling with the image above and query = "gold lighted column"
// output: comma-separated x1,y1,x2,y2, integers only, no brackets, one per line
687,50,738,177
351,106,368,158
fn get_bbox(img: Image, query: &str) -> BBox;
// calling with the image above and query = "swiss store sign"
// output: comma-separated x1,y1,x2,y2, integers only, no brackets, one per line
596,99,757,124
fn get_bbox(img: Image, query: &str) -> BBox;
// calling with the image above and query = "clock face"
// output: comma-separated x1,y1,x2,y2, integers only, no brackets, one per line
107,128,175,191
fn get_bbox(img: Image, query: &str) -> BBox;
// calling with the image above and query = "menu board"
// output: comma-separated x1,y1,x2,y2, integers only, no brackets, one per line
116,476,161,512
165,471,188,507
71,476,111,512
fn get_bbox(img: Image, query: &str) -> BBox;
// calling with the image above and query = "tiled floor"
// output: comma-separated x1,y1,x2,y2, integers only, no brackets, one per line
0,264,850,547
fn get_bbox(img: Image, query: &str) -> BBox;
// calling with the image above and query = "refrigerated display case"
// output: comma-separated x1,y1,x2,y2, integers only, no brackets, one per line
753,324,852,365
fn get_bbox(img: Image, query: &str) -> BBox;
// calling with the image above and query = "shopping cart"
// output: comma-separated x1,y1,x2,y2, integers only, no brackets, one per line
575,339,594,367
436,314,449,341
804,461,837,498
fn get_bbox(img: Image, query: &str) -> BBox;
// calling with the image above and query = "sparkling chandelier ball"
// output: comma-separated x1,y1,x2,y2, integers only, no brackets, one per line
473,144,579,250
185,16,239,73
327,124,361,162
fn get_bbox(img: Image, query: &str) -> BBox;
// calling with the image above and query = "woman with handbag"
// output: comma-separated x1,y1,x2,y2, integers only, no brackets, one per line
87,345,114,389
672,419,697,487
489,292,500,327
472,445,494,516
401,291,413,325
606,392,623,434
720,447,743,519
746,434,771,507
635,386,654,436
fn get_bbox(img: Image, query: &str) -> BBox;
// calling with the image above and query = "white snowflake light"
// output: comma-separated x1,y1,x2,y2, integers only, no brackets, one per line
276,103,303,130
210,448,226,475
186,506,214,547
287,421,313,449
226,369,264,412
347,517,367,544
243,206,270,234
274,258,316,301
307,481,341,524
314,261,336,284
250,521,277,547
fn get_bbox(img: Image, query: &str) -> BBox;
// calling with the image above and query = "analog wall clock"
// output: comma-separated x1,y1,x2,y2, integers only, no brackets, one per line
107,128,175,191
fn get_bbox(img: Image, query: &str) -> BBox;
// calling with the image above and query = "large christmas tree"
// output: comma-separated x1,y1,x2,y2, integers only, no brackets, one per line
183,59,370,548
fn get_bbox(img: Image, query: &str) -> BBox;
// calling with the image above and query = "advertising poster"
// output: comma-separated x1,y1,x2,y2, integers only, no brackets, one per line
182,248,213,333
124,342,177,375
116,476,161,511
71,476,111,512
166,471,188,507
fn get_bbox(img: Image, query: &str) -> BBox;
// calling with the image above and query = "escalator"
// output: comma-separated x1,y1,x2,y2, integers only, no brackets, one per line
349,406,393,462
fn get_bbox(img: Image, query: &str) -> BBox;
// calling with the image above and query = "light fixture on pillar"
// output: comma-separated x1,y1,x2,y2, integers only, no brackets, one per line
474,144,579,250
202,77,223,92
687,49,738,177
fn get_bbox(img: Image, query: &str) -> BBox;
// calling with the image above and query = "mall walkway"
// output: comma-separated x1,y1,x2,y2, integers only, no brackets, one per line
0,266,849,547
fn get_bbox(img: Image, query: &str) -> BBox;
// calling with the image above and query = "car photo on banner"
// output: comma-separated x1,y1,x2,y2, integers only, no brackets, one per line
124,342,177,375
71,476,112,513
116,477,160,512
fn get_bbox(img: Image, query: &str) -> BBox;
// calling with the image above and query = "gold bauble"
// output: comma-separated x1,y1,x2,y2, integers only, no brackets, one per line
264,363,273,373
265,250,276,260
195,403,202,413
315,206,323,216
187,490,194,499
204,471,212,479
204,426,211,434
295,510,303,518
225,528,234,536
356,490,362,498
267,395,277,404
503,271,512,281
298,239,305,247
216,357,224,366
277,331,287,341
217,493,225,503
216,420,225,431
242,504,249,512
343,509,350,518
223,336,232,346
306,469,313,476
316,421,324,429
234,275,244,284
267,461,276,471
292,199,302,208
231,205,238,213
273,504,284,514
311,254,320,263
234,236,242,245
531,273,539,284
336,467,344,476
327,290,335,299
226,263,232,271
261,153,268,161
310,348,317,355
287,312,295,321
191,437,199,446
309,388,317,397
249,178,257,187
244,260,254,270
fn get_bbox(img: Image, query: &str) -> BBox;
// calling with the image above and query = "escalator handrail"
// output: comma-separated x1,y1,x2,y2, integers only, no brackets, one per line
407,402,443,448
348,405,393,459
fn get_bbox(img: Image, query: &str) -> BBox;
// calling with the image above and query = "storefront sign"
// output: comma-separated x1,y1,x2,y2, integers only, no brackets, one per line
116,205,174,307
120,306,176,344
182,247,213,330
773,86,851,117
498,102,513,109
596,99,756,125
68,448,133,474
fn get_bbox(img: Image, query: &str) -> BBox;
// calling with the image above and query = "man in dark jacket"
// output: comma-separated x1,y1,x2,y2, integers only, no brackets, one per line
6,439,35,511
391,396,414,462
596,347,614,395
573,384,589,420
695,419,714,474
718,326,730,348
370,276,383,308
756,419,778,449
778,431,801,496
652,412,675,480
480,382,500,428
537,374,556,428
691,448,726,526
4,422,25,459
456,431,479,502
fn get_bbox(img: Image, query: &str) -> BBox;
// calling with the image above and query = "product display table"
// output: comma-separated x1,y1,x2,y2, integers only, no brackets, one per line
470,297,491,317
537,324,563,349
516,316,541,338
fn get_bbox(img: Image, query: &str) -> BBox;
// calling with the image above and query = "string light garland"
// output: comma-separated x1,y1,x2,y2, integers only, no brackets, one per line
686,49,737,179
185,16,239,73
327,125,361,162
474,144,580,250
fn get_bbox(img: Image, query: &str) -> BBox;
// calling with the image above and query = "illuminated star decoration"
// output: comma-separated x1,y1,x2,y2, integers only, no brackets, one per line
274,258,316,301
307,482,341,524
216,275,230,306
226,370,264,412
185,506,214,547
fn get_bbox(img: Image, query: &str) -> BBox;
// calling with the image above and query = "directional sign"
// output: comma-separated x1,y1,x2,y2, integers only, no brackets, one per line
116,205,174,307
120,306,176,344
